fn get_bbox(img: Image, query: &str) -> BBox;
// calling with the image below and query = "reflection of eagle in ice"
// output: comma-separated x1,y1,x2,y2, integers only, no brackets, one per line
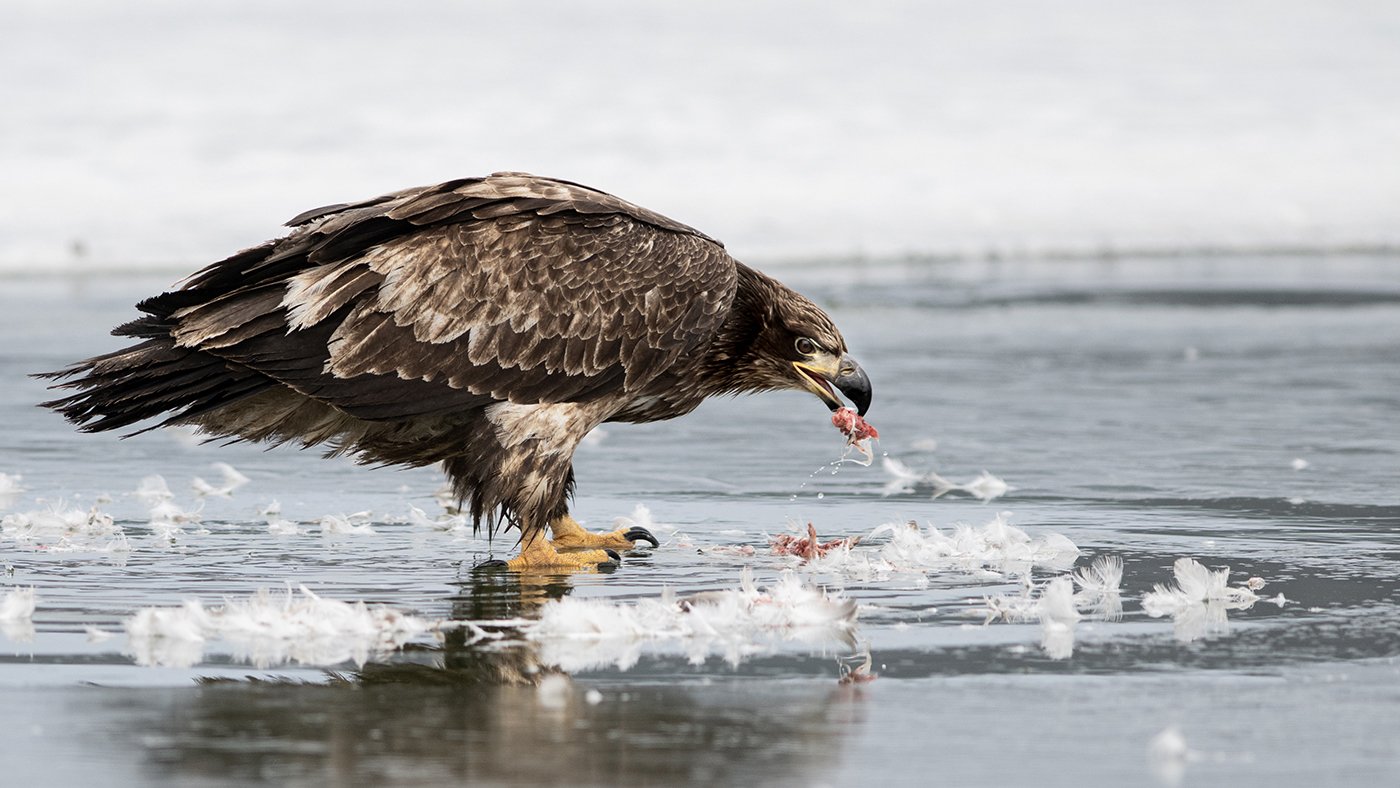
41,173,872,569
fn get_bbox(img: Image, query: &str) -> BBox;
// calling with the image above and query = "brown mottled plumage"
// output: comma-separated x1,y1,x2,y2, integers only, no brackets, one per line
40,173,871,568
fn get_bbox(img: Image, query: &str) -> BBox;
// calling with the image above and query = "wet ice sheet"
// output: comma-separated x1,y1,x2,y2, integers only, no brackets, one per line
3,257,1400,785
3,661,1399,788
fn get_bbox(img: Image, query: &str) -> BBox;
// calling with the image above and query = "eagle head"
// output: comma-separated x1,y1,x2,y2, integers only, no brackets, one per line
721,268,873,416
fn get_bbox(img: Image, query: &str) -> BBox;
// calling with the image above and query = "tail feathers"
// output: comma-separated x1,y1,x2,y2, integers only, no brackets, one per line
38,339,271,434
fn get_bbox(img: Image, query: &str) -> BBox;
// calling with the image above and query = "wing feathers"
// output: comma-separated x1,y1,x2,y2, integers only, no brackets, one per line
151,173,737,422
284,263,382,331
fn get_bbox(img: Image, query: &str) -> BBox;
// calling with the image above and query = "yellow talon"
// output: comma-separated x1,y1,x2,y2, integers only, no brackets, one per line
501,531,614,571
479,514,659,573
549,514,659,551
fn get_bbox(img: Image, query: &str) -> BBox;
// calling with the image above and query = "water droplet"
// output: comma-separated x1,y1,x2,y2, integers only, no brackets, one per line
816,493,825,499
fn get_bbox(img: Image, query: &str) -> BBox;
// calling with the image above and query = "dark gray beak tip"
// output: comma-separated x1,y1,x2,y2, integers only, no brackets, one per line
834,359,872,417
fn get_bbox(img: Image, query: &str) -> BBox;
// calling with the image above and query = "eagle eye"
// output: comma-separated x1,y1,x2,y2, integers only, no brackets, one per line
795,337,818,356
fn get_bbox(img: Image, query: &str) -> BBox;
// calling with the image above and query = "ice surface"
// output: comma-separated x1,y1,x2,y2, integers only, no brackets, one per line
2,242,1395,783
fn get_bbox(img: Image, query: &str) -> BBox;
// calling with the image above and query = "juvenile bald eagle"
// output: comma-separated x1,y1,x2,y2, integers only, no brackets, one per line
41,173,872,570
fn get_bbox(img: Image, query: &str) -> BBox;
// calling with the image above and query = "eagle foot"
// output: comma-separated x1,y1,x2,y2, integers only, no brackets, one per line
478,535,619,573
549,515,660,551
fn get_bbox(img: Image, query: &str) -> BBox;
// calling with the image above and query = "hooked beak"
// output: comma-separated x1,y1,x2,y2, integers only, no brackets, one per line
793,353,873,416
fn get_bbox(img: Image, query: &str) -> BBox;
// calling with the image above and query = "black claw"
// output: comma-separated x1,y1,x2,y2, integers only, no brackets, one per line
474,558,509,572
625,527,660,548
604,548,622,563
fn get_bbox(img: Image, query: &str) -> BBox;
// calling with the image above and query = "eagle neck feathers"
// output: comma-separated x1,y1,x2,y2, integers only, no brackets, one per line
695,263,788,397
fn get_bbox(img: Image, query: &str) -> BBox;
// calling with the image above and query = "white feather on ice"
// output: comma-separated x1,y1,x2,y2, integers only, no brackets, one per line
524,569,857,671
407,504,470,535
786,515,1078,584
1142,558,1278,642
1,502,129,552
980,554,1124,659
1147,725,1193,787
1141,558,1260,615
0,587,37,643
257,500,302,535
0,472,25,509
318,512,376,535
134,475,175,507
432,481,460,514
132,475,206,541
1037,577,1080,660
881,458,1012,502
191,462,250,497
124,585,432,668
869,514,1079,573
1072,555,1125,620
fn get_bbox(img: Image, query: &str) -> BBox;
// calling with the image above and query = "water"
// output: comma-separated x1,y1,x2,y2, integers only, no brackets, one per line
3,255,1399,786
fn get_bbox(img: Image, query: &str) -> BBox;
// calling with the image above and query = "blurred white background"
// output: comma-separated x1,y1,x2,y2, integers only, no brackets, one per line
3,0,1398,271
